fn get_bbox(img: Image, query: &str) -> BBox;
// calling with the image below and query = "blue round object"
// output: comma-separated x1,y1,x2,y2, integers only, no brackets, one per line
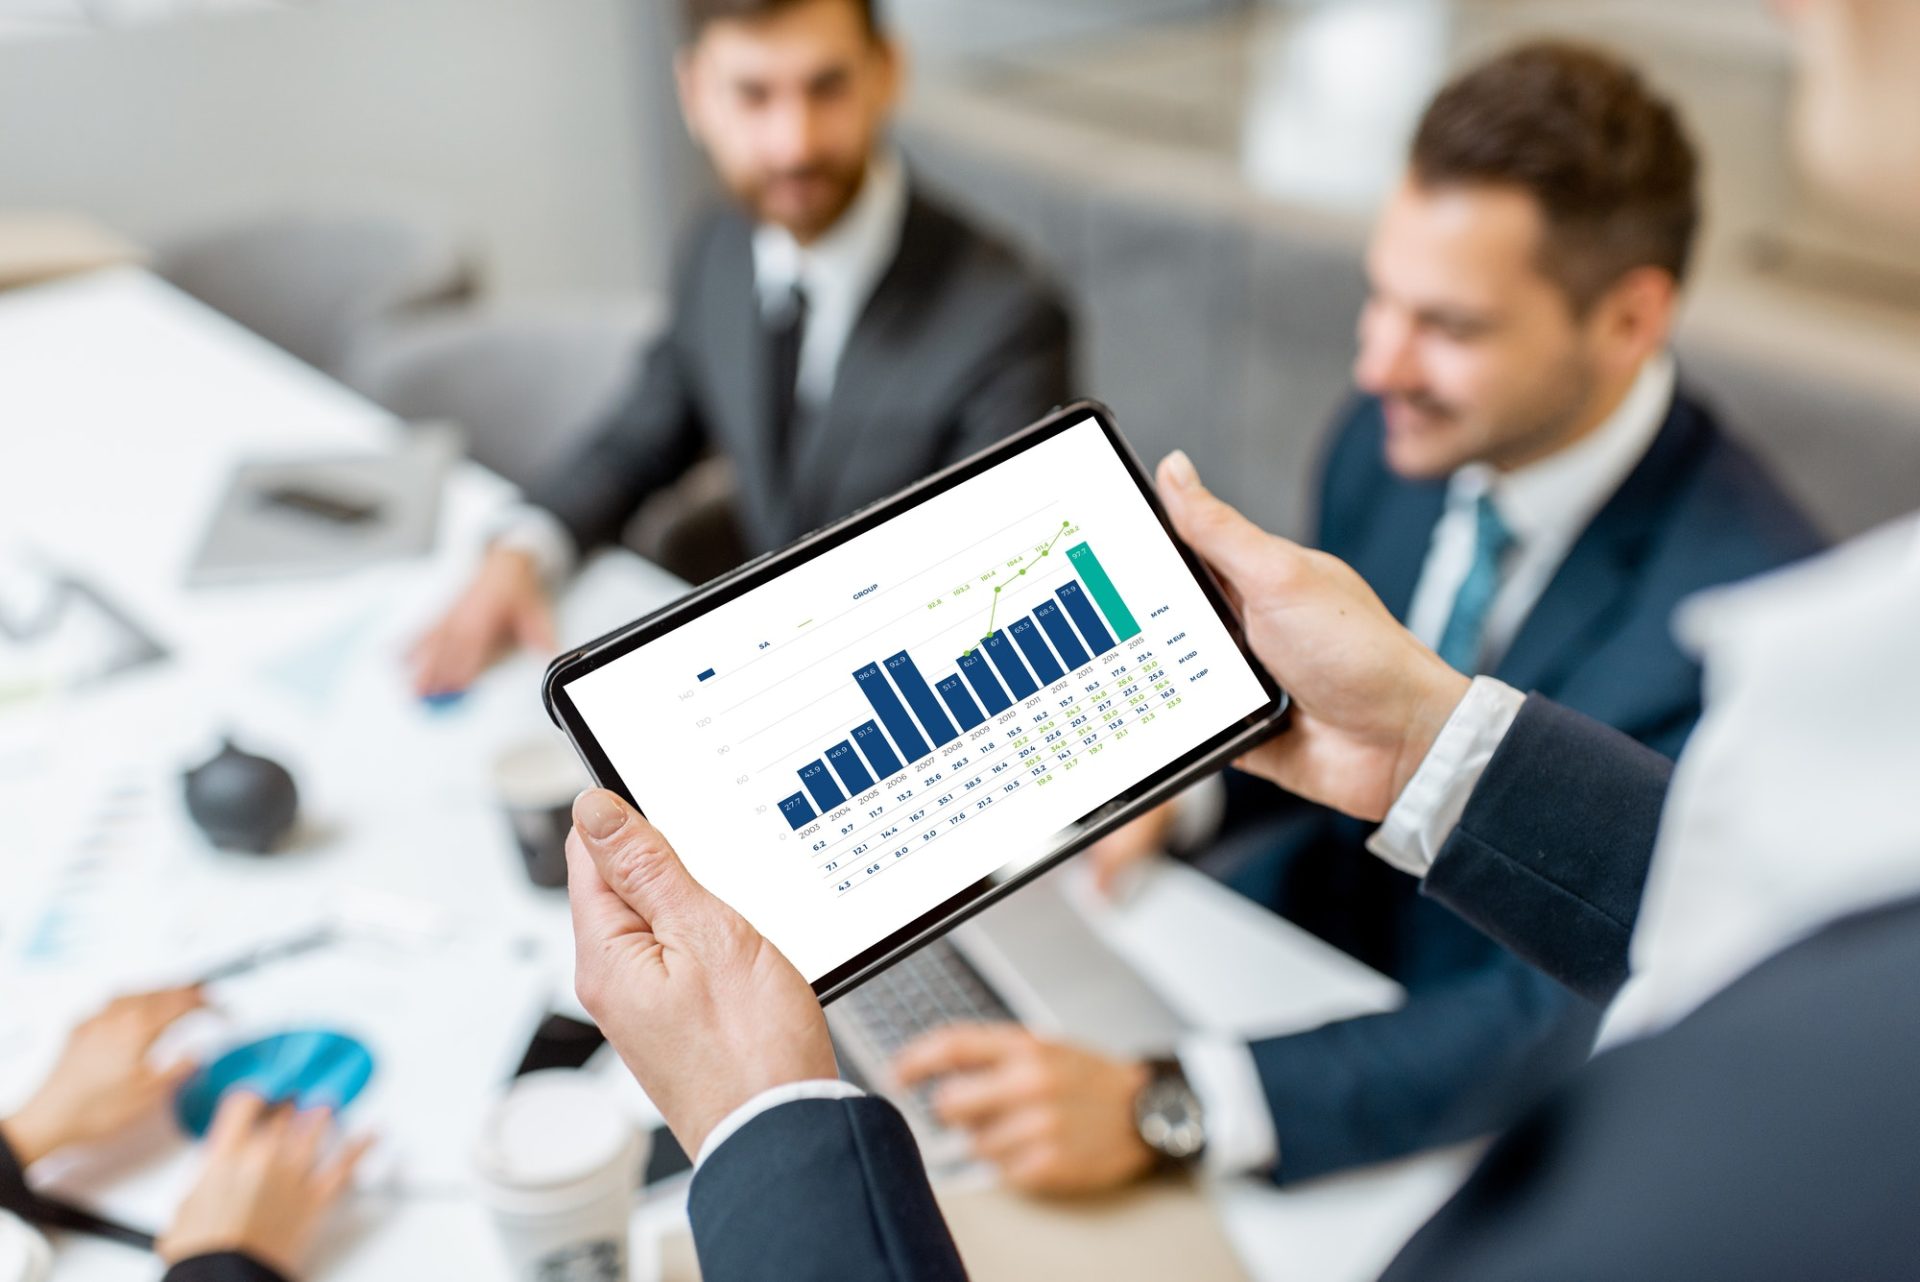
176,1029,375,1137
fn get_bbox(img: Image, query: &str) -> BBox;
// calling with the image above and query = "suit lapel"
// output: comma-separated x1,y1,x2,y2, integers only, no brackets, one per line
1350,482,1447,623
1495,395,1711,694
788,195,953,532
703,215,786,543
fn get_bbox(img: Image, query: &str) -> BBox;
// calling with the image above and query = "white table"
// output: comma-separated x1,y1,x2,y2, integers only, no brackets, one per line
0,268,1471,1282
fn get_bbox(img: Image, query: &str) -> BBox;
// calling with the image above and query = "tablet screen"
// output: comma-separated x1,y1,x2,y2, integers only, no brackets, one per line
560,415,1273,986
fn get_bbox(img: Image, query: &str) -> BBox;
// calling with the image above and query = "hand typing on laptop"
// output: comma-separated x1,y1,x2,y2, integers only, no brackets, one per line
893,1024,1156,1194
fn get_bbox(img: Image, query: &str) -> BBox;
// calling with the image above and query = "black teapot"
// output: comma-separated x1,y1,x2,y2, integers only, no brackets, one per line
183,739,299,854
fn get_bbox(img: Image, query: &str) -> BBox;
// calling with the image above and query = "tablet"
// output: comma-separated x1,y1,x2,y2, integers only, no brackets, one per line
543,402,1287,1000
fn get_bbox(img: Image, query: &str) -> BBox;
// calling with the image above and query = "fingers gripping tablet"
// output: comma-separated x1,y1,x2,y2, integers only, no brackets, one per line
544,403,1286,1000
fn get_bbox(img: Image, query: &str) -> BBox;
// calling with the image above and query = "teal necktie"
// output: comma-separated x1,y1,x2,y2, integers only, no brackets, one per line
1435,493,1515,674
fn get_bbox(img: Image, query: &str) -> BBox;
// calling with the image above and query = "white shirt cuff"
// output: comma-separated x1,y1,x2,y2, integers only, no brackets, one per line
693,1078,865,1170
1178,1033,1277,1177
1367,676,1525,877
490,503,578,585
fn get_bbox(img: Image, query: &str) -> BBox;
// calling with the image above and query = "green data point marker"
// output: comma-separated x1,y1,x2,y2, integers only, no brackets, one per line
993,586,1001,593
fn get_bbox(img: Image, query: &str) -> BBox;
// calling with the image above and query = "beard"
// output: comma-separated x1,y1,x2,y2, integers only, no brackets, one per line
737,155,869,241
1382,352,1600,479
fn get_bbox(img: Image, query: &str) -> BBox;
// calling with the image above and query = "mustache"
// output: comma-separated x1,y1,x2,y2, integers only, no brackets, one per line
1384,390,1458,422
760,165,843,189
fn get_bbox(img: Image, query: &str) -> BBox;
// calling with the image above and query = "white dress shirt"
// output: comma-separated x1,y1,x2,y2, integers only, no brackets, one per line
1403,351,1675,664
496,150,910,581
1178,353,1674,1175
1373,515,1920,1050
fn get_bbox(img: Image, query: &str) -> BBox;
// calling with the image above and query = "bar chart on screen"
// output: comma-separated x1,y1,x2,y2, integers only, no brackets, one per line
564,417,1270,981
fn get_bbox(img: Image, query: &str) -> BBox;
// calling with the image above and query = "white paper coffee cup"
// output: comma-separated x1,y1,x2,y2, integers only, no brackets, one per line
0,1213,50,1282
474,1069,648,1282
492,736,589,888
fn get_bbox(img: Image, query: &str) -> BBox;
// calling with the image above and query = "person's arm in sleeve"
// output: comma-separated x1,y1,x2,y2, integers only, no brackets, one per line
521,221,718,554
1418,697,1672,1005
1153,452,1670,1003
691,1096,965,1282
943,288,1072,462
521,321,708,556
1238,957,1600,1181
566,790,967,1282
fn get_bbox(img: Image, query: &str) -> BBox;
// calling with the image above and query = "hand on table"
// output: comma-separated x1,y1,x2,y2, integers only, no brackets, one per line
408,545,556,697
1083,803,1177,898
0,986,206,1165
894,1023,1154,1195
566,789,838,1158
1158,450,1470,822
158,1091,371,1281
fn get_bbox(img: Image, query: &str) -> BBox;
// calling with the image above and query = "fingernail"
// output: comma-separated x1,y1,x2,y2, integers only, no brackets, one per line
1161,450,1197,490
573,789,628,839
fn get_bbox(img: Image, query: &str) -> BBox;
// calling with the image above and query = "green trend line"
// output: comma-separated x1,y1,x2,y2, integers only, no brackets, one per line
964,521,1071,656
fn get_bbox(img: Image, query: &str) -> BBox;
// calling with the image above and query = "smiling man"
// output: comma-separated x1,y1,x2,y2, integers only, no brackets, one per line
897,42,1825,1195
412,0,1070,696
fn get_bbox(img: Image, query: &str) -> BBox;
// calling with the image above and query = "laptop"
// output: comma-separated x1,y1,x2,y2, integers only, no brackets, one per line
829,863,1187,1166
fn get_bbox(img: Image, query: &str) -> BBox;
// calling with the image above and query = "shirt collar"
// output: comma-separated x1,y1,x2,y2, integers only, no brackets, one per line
1448,351,1677,549
752,148,907,316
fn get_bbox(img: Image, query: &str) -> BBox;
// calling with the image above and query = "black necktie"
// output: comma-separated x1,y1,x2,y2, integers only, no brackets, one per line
767,283,809,461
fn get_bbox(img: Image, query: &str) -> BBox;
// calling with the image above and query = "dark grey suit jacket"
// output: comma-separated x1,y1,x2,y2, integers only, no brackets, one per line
525,185,1072,558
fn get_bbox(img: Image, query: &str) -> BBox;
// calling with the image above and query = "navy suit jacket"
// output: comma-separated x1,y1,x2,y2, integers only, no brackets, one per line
688,696,1920,1280
1218,387,1823,1182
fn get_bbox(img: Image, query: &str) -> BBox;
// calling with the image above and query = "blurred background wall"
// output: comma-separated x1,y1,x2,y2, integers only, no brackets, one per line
6,0,1917,539
0,0,700,298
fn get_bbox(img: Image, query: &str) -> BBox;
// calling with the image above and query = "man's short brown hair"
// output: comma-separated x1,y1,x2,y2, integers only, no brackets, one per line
1411,41,1700,312
683,0,881,41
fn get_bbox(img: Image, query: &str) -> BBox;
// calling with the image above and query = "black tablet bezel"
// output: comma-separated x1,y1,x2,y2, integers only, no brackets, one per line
543,400,1288,1002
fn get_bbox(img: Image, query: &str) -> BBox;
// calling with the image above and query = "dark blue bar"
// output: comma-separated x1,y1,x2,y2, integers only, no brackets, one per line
697,667,716,682
1057,581,1117,655
884,651,958,747
935,674,985,730
1008,617,1064,685
824,740,874,795
852,720,903,780
982,630,1038,700
798,759,845,812
854,663,932,763
957,650,1011,714
1033,599,1091,670
778,792,814,830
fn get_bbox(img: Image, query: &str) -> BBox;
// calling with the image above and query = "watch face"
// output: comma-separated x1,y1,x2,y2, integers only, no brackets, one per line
1139,1078,1206,1161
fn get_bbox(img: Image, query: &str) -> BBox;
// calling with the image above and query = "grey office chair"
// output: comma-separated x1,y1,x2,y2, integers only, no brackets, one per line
154,211,475,378
345,299,750,585
343,300,662,495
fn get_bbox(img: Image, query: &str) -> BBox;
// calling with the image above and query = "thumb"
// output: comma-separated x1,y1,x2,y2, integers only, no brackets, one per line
1157,451,1279,594
571,790,699,926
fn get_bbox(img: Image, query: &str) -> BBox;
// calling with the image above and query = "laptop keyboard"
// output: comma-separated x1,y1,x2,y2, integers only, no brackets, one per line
837,938,1017,1144
841,937,1016,1057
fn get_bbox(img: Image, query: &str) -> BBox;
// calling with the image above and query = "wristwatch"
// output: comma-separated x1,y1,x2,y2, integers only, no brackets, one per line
1133,1057,1207,1166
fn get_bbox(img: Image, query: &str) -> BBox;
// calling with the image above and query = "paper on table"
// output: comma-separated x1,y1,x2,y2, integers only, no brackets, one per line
30,931,550,1231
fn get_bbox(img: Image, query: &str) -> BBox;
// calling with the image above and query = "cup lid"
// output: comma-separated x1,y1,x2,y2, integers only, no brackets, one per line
491,737,587,809
474,1070,635,1190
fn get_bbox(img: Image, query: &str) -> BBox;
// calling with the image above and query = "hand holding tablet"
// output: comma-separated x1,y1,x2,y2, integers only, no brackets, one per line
545,404,1287,999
